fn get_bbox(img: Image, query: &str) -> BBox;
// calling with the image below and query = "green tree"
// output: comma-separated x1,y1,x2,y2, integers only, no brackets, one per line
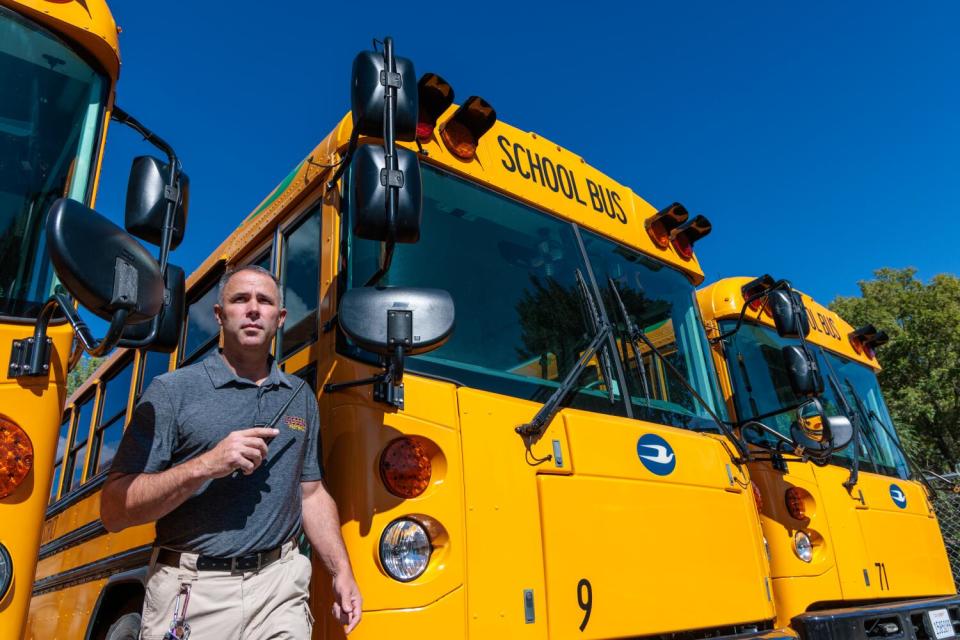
66,355,105,398
830,268,960,472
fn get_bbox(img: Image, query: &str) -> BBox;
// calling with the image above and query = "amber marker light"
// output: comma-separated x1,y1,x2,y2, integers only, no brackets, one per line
0,415,33,499
669,215,712,260
416,73,455,142
785,487,812,521
440,96,496,160
644,202,688,249
380,437,432,498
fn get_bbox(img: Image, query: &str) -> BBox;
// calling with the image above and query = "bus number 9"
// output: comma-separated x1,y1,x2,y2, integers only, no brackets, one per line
577,578,592,631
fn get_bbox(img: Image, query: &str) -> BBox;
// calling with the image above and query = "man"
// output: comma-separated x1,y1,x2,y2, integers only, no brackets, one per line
101,265,362,639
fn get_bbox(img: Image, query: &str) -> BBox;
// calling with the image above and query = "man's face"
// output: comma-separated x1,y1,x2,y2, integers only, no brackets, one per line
214,271,286,352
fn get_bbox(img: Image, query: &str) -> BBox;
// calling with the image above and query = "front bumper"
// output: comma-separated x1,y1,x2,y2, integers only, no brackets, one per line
793,595,960,640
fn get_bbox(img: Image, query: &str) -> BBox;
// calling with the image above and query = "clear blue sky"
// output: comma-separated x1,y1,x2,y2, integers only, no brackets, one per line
93,1,959,310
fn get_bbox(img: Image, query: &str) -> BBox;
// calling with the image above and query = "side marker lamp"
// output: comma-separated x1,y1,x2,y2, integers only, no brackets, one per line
0,415,33,499
644,202,688,249
440,96,497,160
741,274,776,311
669,215,712,260
416,73,455,142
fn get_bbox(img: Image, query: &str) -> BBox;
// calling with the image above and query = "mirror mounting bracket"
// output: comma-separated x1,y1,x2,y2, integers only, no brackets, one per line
8,336,52,379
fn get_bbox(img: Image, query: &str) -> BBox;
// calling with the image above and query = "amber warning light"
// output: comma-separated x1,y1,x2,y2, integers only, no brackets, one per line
669,215,712,260
440,96,497,160
417,73,455,142
380,437,432,498
645,202,688,249
0,415,33,499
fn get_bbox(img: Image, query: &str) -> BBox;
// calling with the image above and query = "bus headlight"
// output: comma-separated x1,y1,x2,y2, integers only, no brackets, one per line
794,531,813,563
0,543,12,601
0,415,33,499
379,518,431,582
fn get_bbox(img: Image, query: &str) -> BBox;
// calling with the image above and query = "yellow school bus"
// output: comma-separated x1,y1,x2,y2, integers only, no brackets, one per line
0,1,120,636
698,277,958,637
29,45,790,639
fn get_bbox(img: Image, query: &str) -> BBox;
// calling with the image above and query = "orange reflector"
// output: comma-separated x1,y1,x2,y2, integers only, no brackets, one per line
0,415,33,499
380,437,432,498
785,487,810,521
440,96,496,160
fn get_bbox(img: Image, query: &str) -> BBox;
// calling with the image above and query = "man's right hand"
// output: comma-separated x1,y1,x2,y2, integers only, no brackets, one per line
198,427,280,478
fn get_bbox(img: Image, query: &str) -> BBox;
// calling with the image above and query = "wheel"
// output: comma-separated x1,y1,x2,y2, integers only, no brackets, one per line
105,612,142,640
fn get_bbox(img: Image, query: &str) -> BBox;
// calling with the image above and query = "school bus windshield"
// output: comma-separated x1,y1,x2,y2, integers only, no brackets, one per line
348,164,727,430
722,320,909,477
0,5,108,318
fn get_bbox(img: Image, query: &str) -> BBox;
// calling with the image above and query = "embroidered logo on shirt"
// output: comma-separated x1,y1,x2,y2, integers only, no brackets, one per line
285,416,306,431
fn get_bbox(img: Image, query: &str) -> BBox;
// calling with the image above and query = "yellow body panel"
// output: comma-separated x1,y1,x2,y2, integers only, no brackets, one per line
698,276,956,627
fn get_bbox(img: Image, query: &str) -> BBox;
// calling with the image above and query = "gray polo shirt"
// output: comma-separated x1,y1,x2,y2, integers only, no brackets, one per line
111,352,322,557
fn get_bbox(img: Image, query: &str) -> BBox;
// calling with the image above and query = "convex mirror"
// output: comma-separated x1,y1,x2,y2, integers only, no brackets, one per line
339,287,454,355
47,198,163,324
351,50,417,141
791,398,854,462
351,144,423,243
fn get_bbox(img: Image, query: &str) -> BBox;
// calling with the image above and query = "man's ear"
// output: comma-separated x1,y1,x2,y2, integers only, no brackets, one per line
277,308,287,330
213,304,224,328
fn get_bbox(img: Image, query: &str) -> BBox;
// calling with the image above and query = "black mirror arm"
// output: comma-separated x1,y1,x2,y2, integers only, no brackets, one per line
711,279,792,344
116,314,161,349
741,420,796,452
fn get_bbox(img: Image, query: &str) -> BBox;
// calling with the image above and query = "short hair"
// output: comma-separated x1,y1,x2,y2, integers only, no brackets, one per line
217,265,284,308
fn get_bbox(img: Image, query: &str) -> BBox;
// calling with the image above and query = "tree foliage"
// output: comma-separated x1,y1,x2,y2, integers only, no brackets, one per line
67,355,105,398
830,268,960,472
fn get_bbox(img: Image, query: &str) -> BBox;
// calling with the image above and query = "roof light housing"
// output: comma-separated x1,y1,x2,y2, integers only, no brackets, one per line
416,73,455,142
440,96,497,160
849,324,889,359
669,215,711,260
741,274,776,312
645,203,688,249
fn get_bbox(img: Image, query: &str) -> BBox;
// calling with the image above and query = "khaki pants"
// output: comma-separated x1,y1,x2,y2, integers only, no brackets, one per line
140,541,314,640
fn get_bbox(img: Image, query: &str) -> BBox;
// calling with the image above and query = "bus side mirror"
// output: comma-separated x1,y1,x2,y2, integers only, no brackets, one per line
339,287,454,355
782,345,824,397
47,198,163,324
769,289,809,339
351,144,423,243
120,264,185,353
351,49,418,141
125,155,189,250
791,398,853,463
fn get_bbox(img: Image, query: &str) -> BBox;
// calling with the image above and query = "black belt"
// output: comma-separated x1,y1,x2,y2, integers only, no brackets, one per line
156,545,284,572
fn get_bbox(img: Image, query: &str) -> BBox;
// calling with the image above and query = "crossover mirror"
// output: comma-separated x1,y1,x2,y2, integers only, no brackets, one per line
791,398,854,462
339,287,454,355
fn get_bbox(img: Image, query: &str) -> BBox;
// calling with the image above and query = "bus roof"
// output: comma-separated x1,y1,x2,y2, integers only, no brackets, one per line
697,276,880,370
192,109,708,289
3,0,121,79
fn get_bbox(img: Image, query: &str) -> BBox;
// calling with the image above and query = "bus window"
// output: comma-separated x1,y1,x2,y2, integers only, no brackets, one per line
88,355,134,477
48,410,71,504
279,208,320,359
137,350,170,397
181,282,220,365
63,392,95,494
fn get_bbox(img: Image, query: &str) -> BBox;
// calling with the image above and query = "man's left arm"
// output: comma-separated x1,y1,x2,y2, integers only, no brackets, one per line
302,479,362,633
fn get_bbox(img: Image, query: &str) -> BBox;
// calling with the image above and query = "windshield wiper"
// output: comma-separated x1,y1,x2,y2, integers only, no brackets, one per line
515,269,614,440
576,270,616,405
608,278,749,462
818,349,867,488
844,378,936,496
